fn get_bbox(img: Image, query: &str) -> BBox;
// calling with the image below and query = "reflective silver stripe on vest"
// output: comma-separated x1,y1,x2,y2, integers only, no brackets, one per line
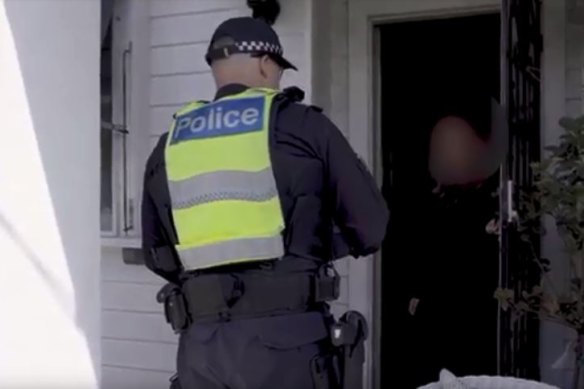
177,235,284,270
169,168,278,209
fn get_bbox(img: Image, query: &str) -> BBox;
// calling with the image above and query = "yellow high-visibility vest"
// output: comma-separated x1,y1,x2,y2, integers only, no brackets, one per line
164,88,284,271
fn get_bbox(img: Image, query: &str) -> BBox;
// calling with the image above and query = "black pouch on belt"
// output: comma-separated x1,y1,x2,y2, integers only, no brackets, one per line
157,283,190,333
330,311,368,389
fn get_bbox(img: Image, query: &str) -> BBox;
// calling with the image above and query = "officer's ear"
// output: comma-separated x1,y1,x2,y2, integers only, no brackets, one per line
258,55,271,79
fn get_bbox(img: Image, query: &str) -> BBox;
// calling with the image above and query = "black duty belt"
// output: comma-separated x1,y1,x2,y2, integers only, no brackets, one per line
157,265,340,331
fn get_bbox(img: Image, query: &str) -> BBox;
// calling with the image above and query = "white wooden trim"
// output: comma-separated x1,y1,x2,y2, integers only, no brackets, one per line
347,1,500,387
127,0,151,240
371,26,384,389
303,0,313,104
540,1,569,386
101,237,142,249
103,0,150,246
542,0,567,148
109,0,127,238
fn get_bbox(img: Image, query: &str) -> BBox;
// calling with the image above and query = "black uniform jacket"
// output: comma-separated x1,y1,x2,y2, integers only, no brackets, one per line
141,84,389,282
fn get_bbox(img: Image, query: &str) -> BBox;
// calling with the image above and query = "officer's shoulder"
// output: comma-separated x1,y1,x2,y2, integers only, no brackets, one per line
279,86,325,117
281,101,324,118
280,86,305,103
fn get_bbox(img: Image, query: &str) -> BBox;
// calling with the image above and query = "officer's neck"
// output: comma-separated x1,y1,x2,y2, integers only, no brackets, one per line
214,83,249,100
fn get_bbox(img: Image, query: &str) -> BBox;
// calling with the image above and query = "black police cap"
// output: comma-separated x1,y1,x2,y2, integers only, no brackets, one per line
205,17,297,71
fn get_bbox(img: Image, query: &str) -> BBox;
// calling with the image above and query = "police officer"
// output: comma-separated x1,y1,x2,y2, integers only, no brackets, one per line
141,16,388,389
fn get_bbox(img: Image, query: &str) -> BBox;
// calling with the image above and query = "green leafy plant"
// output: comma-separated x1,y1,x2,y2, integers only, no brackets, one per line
495,116,584,388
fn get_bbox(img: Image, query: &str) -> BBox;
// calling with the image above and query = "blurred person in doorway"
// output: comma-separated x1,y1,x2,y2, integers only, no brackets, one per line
408,100,506,385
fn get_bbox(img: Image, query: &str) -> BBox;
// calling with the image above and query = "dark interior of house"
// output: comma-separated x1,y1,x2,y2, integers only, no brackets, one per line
378,13,501,388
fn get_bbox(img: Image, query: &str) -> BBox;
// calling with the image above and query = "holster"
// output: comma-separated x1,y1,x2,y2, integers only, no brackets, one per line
156,283,190,333
310,353,339,389
330,311,368,389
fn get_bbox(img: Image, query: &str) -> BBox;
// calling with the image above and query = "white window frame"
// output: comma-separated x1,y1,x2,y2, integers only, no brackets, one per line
101,0,150,248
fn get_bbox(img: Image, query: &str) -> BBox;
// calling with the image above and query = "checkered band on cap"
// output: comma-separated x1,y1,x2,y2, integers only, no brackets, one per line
235,41,283,56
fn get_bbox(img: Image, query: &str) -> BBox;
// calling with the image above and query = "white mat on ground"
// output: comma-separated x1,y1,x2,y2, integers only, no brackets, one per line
417,369,559,389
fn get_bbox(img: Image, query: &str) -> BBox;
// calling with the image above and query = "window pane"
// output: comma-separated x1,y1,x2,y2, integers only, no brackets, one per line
100,23,114,232
100,125,113,231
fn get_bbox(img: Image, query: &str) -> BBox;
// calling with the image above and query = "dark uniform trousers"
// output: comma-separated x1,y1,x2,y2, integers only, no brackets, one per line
177,312,330,389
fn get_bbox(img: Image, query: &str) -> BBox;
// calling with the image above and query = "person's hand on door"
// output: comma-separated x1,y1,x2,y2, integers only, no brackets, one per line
409,298,420,316
485,218,500,235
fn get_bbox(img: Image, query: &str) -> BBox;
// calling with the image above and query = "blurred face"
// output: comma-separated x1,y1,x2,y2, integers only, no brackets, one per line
257,54,283,89
429,116,485,185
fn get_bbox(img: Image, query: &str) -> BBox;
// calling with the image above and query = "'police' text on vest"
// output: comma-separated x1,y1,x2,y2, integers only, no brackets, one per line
171,97,265,144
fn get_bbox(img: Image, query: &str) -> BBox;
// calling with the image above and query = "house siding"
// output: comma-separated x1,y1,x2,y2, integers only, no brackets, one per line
311,0,352,320
101,1,317,388
148,0,313,137
101,247,172,389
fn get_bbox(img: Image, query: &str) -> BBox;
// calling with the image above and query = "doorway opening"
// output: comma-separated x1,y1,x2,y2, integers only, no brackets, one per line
377,13,501,388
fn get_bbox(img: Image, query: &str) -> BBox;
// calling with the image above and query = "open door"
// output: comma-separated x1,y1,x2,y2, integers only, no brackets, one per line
498,0,543,379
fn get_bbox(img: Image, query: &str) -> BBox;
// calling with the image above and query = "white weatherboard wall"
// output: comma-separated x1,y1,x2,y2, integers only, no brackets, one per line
0,0,100,388
148,0,313,138
101,1,316,388
311,0,352,321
